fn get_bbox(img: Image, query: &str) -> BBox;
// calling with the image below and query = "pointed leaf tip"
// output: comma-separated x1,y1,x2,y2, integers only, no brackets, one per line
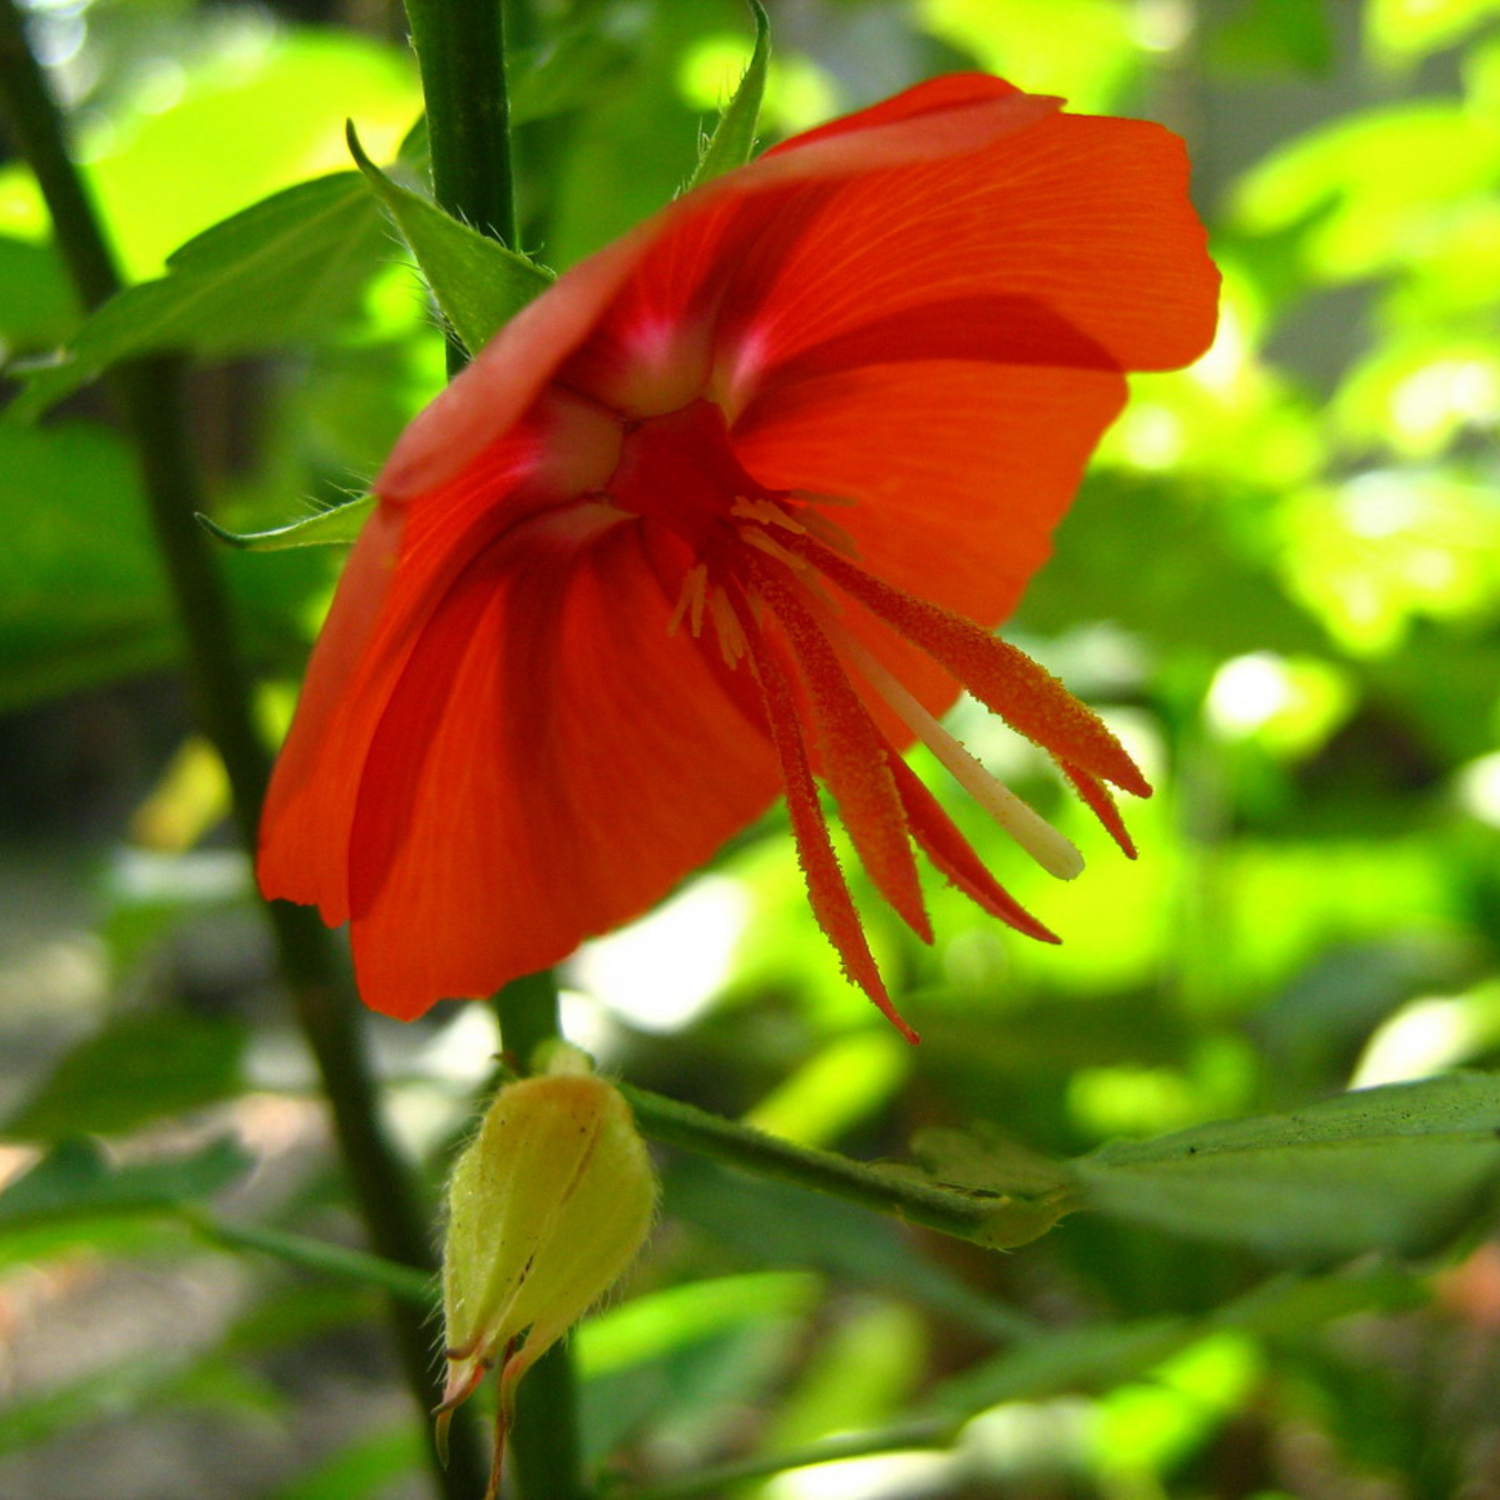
345,119,554,357
686,0,771,191
196,494,376,552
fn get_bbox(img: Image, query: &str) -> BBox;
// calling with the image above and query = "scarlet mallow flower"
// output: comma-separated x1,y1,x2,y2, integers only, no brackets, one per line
259,74,1219,1041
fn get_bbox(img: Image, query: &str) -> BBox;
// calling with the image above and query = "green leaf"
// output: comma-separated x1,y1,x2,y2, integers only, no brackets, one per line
578,1272,820,1379
183,1210,434,1304
0,422,166,707
271,1425,426,1500
8,172,389,420
685,0,771,191
1074,1072,1500,1260
1368,0,1500,64
0,234,77,353
0,1137,250,1231
926,1264,1420,1419
666,1157,1035,1343
345,121,553,356
4,1012,247,1143
199,491,376,551
881,1124,1078,1250
0,422,329,710
1206,0,1335,77
510,28,635,126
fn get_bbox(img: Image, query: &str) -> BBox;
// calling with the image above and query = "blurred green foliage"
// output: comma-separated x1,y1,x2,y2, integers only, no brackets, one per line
2,0,1500,1497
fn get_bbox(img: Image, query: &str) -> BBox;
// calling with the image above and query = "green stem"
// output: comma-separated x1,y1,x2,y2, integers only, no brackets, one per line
618,1083,1014,1245
497,969,592,1500
403,0,516,372
400,1,588,1487
181,1207,436,1306
0,10,486,1497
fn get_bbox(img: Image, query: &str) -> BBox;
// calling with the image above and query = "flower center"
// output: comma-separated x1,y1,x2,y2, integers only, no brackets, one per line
604,398,771,554
592,391,1150,1043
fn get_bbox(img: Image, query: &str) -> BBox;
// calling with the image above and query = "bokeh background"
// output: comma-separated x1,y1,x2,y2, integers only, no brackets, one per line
3,0,1500,1496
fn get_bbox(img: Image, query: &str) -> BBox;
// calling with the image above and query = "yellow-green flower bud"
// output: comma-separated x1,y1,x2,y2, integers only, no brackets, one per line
436,1060,657,1487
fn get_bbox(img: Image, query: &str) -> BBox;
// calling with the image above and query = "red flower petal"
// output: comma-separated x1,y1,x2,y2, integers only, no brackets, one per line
732,360,1128,740
260,73,1220,1023
335,516,780,1018
719,105,1218,407
378,79,1058,500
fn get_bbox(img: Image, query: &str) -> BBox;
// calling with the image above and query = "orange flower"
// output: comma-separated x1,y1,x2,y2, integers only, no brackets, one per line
259,74,1219,1040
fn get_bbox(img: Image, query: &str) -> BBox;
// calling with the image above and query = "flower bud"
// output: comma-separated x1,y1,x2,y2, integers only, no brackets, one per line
437,1060,657,1489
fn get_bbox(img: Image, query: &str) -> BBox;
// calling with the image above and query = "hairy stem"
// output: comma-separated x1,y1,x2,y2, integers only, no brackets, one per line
619,1083,1019,1245
0,6,486,1494
398,0,591,1485
403,0,517,372
497,969,592,1500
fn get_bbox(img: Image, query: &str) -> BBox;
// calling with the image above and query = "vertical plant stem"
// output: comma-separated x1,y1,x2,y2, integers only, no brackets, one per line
403,0,517,373
0,6,487,1495
401,0,591,1487
497,969,592,1500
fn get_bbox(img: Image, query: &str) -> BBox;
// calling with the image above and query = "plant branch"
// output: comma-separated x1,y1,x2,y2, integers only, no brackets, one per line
0,8,486,1495
618,1083,1021,1246
402,0,516,372
181,1207,436,1306
496,968,592,1500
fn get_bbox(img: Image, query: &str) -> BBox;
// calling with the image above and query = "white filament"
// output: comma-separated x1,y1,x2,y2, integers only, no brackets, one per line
826,620,1086,882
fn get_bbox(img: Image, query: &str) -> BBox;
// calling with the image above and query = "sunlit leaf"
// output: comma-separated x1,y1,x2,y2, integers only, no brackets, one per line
917,0,1139,112
578,1272,820,1378
1368,0,1500,64
0,28,420,280
9,173,388,419
1233,102,1500,282
926,1265,1420,1417
345,122,553,355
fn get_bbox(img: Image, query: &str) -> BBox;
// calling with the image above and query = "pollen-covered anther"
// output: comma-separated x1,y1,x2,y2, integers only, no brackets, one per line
667,562,751,667
666,562,709,638
706,588,749,666
825,615,1086,882
730,495,807,532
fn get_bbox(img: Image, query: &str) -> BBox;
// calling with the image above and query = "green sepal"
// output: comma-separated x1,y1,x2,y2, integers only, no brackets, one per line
685,0,771,192
345,121,553,357
197,492,376,551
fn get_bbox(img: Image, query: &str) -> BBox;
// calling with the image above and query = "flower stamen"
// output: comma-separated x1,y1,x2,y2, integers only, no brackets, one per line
825,618,1085,881
666,562,709,638
729,584,919,1043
